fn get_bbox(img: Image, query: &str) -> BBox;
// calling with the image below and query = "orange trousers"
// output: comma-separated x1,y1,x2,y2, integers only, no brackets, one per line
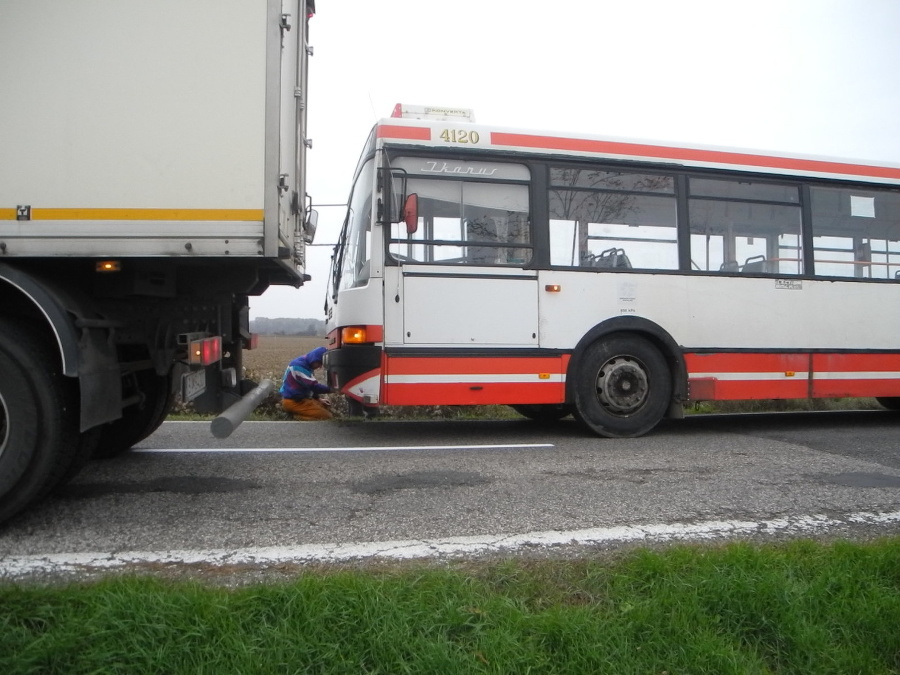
282,397,333,421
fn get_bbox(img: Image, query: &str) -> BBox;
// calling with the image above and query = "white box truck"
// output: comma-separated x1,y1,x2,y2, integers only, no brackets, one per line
0,0,318,522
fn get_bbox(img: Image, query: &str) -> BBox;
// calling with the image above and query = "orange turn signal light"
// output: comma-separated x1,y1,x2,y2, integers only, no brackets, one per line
96,260,122,273
341,326,368,344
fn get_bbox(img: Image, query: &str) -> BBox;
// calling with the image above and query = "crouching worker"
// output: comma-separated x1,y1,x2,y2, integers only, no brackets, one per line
279,346,333,421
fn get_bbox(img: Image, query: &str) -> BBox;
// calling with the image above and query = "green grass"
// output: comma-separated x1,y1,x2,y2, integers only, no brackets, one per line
4,539,900,674
170,397,885,423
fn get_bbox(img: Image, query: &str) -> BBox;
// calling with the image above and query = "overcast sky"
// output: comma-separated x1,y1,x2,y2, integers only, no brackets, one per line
251,0,900,320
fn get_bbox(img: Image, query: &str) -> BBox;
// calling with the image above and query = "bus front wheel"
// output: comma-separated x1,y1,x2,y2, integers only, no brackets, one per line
572,334,671,438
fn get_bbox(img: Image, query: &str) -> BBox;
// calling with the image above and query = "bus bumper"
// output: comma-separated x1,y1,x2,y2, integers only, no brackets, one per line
324,345,382,404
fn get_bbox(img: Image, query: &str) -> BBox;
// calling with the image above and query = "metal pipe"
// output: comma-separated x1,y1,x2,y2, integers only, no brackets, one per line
210,379,274,439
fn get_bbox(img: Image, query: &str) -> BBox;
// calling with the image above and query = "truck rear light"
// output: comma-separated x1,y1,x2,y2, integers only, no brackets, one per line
244,332,259,350
189,336,222,366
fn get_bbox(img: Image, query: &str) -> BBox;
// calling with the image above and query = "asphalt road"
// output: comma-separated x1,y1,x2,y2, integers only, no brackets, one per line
2,410,900,578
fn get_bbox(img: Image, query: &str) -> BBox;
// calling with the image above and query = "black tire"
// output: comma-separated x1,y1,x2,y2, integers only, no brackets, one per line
571,334,672,438
93,371,173,459
510,403,572,423
876,397,900,411
0,318,80,524
346,397,379,418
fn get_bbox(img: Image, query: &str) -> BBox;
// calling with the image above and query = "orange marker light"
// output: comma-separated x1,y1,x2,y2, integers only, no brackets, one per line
545,284,561,292
341,326,368,344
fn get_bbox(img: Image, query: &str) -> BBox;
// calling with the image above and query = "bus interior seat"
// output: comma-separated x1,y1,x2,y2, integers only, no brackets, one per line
741,255,768,273
720,260,740,273
590,247,632,269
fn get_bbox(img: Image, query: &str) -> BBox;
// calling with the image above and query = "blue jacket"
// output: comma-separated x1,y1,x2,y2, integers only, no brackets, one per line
279,346,331,400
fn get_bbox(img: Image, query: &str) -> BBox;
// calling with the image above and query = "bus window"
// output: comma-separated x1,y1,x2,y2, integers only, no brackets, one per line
337,160,374,291
811,186,900,279
548,168,677,269
387,159,531,266
689,178,802,275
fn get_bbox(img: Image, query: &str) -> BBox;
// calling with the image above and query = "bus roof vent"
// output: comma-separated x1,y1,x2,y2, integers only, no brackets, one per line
391,103,475,123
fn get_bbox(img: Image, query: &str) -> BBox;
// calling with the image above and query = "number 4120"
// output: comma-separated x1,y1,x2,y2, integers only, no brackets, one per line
440,129,480,144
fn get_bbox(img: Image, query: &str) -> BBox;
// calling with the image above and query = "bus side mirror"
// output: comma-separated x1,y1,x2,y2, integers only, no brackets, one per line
403,193,418,234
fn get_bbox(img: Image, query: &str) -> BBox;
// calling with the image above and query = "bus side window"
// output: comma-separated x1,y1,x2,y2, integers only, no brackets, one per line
586,247,632,269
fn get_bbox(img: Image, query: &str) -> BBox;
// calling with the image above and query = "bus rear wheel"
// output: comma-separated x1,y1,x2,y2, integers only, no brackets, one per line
572,334,671,438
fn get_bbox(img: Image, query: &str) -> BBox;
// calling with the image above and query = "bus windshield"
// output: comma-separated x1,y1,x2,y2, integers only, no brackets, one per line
331,159,374,298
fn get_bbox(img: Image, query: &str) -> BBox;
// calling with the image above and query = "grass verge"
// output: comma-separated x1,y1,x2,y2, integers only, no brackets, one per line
3,539,900,674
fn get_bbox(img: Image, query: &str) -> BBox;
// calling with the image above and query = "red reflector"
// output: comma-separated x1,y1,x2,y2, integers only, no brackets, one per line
189,336,222,366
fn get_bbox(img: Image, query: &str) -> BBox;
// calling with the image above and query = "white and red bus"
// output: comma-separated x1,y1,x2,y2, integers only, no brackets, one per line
323,105,900,437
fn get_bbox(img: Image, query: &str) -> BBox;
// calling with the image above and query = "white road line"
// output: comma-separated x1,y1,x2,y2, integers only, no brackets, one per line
3,510,899,579
133,443,555,454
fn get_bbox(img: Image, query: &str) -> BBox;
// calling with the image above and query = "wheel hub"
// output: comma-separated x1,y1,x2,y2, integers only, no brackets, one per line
596,356,649,415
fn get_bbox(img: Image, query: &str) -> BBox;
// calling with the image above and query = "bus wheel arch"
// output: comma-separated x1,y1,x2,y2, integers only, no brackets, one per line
567,318,686,438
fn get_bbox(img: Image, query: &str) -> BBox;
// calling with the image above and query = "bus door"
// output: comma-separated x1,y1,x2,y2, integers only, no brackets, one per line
387,158,536,347
383,163,538,406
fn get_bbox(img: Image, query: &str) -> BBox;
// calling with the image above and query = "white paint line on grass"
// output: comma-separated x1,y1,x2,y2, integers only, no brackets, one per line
3,510,899,579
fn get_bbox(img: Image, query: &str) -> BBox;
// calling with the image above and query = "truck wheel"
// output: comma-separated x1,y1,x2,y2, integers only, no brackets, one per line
510,404,572,422
572,334,671,438
0,319,80,523
93,371,173,459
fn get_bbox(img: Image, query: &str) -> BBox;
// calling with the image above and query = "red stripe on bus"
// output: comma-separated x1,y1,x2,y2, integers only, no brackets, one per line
813,379,900,398
685,352,810,373
490,133,900,182
376,125,431,140
686,351,900,374
689,378,810,401
697,377,900,401
384,355,568,376
686,352,900,401
381,354,569,406
383,381,563,407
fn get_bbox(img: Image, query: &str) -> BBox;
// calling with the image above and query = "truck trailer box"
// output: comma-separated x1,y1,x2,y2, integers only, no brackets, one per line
0,0,312,271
